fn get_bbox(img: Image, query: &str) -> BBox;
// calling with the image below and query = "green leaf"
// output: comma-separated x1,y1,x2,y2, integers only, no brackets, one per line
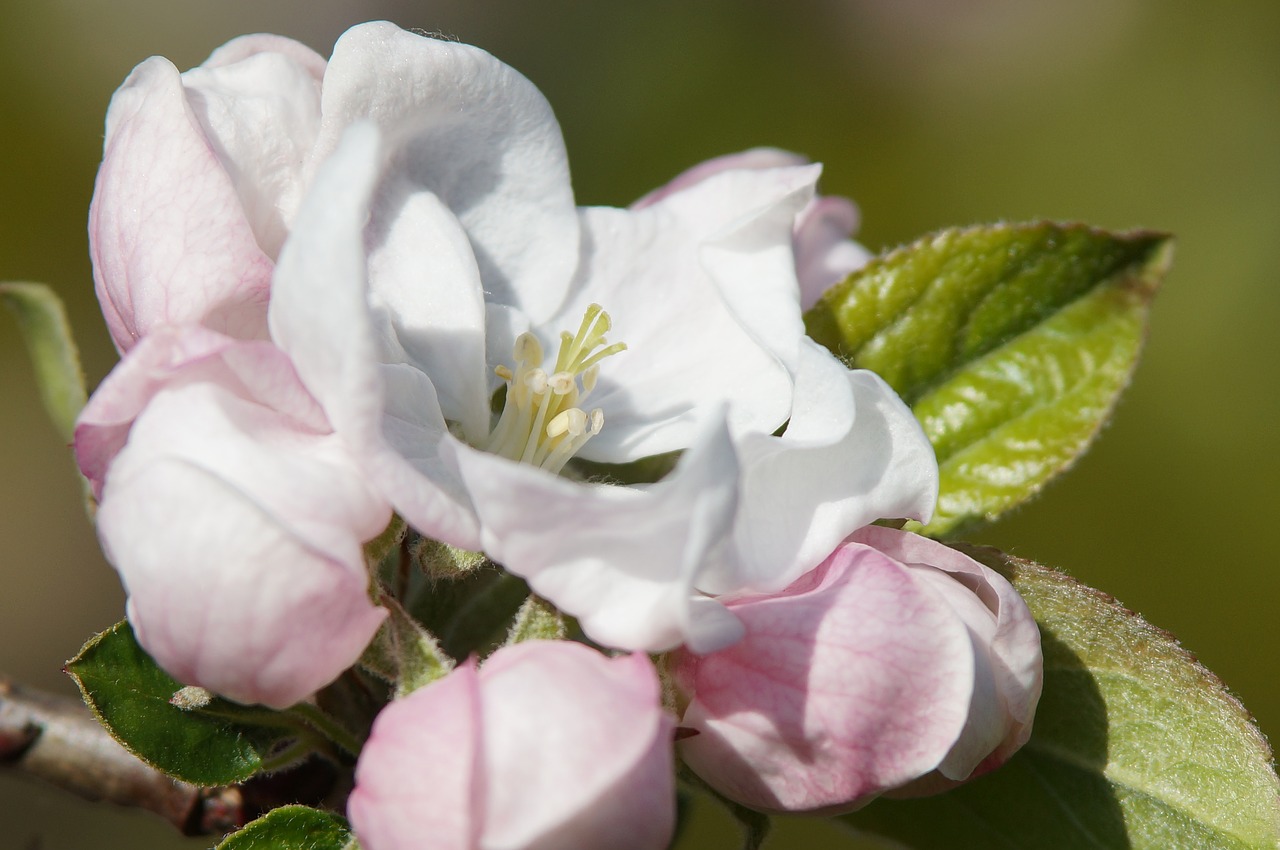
65,621,297,785
1,281,87,443
215,805,353,850
804,223,1170,536
839,548,1280,849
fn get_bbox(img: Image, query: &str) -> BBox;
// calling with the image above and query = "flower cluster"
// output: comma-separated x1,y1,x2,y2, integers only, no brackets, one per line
76,21,1042,847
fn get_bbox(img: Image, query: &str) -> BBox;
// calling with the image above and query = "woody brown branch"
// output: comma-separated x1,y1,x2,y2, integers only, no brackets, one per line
0,675,244,835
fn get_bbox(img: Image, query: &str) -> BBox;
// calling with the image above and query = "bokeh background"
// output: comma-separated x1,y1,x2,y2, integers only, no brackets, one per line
2,2,1277,847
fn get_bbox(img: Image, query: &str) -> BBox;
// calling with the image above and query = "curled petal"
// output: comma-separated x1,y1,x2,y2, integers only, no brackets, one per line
673,543,975,813
631,148,809,209
794,195,871,309
450,412,744,653
850,526,1043,790
699,338,938,595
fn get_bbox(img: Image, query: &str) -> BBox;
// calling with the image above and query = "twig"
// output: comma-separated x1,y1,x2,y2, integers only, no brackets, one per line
0,675,244,835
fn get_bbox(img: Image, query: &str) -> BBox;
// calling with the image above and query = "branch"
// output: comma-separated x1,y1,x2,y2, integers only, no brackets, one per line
0,675,244,835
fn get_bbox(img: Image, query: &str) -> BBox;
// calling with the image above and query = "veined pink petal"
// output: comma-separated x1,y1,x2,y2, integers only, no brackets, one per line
91,56,274,351
674,529,1042,813
850,526,1043,789
77,327,389,707
94,379,388,708
673,542,974,814
74,325,328,499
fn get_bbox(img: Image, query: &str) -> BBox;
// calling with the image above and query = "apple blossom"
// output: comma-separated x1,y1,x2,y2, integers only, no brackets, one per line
260,23,939,654
669,525,1042,814
82,19,938,689
347,640,674,850
73,325,389,708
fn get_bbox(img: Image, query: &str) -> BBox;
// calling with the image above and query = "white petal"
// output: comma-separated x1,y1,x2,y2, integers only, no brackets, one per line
365,185,490,442
448,412,744,652
314,22,579,325
181,42,324,257
270,123,481,548
702,339,938,595
551,167,818,463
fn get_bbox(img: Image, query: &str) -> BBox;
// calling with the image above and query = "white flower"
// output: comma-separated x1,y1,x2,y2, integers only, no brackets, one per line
259,23,938,652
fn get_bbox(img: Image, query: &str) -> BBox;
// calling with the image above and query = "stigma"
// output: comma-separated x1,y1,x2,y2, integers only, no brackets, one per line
484,304,625,474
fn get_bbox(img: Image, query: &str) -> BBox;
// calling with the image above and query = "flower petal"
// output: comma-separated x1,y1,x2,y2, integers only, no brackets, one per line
314,22,579,325
673,544,974,813
74,325,329,499
90,56,274,350
97,377,388,708
269,122,482,549
849,526,1043,783
794,195,871,309
449,411,744,652
180,37,325,257
551,166,818,463
631,148,809,209
700,338,938,595
348,658,484,850
479,643,675,850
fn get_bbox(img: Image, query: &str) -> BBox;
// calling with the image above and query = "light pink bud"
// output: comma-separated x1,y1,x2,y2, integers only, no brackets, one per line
671,526,1042,814
349,641,676,850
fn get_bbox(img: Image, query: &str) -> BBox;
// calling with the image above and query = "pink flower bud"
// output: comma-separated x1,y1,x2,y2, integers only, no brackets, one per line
670,526,1042,814
349,641,676,850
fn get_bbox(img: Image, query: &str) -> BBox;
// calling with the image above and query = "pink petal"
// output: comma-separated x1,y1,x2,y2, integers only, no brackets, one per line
479,643,675,850
348,659,484,850
849,526,1043,785
90,56,274,351
349,643,674,850
98,380,388,707
673,543,975,814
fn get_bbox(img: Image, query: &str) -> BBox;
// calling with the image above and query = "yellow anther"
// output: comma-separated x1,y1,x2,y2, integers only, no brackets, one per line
485,305,625,473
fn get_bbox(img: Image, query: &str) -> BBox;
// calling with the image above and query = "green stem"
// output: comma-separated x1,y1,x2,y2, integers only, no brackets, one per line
257,737,317,774
285,702,364,758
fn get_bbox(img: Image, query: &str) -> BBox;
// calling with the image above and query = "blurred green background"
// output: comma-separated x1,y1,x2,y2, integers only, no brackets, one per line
2,1,1276,847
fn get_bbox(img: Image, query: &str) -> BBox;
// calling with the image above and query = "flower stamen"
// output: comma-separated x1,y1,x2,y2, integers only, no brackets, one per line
484,304,625,474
